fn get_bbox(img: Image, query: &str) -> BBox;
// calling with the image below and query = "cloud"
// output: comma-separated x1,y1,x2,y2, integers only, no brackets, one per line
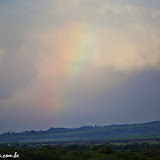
0,0,160,132
93,25,160,71
0,48,4,64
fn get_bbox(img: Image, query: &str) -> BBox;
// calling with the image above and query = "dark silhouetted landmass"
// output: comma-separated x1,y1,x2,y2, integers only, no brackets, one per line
0,121,160,144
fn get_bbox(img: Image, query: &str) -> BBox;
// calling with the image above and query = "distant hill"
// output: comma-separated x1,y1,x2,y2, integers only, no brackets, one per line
0,121,160,143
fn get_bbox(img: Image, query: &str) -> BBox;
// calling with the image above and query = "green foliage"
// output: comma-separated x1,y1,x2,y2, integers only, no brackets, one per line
0,143,160,160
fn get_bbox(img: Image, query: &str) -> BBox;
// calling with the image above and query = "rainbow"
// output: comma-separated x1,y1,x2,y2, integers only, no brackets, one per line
35,22,97,114
59,23,97,110
65,23,96,79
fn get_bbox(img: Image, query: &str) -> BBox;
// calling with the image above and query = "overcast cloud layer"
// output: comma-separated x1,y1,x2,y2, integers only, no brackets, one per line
0,0,160,133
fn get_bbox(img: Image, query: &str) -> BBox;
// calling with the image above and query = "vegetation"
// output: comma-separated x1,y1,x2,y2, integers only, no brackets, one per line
0,143,160,160
0,121,160,143
0,121,160,159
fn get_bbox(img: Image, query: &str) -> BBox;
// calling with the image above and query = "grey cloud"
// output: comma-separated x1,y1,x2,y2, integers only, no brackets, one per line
0,0,160,132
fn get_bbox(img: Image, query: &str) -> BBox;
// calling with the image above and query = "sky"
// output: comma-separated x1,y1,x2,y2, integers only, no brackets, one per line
0,0,160,133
